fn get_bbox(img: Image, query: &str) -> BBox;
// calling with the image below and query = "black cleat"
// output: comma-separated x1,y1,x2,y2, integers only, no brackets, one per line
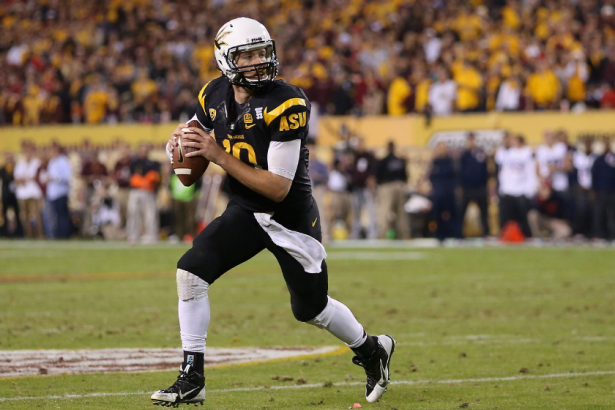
352,334,396,402
151,364,206,407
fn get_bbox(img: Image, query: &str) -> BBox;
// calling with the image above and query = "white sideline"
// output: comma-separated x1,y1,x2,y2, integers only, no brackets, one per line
325,251,424,260
1,238,614,250
1,370,614,402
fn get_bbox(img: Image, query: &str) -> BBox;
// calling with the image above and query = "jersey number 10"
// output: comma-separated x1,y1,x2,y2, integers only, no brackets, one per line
223,139,258,166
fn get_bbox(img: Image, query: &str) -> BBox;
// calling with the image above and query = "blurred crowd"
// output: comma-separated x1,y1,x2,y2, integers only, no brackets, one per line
2,128,614,243
311,129,615,242
3,0,615,126
422,131,615,242
0,141,176,243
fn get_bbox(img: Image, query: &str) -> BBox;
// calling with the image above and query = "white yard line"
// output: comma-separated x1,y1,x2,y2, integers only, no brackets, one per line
1,239,613,250
395,334,615,347
397,338,541,347
325,252,424,260
1,370,614,402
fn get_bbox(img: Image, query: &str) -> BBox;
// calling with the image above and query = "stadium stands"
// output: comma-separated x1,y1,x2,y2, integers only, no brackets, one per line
1,0,615,125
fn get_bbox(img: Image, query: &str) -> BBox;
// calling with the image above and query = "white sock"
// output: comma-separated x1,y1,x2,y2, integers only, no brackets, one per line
307,296,367,348
177,269,210,353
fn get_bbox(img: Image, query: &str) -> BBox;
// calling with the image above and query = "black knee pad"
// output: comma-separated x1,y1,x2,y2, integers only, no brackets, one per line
290,293,329,322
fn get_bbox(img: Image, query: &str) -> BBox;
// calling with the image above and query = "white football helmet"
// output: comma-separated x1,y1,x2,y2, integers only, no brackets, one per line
214,17,279,89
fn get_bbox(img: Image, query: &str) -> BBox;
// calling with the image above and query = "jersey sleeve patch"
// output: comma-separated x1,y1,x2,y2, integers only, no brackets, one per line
263,98,306,126
195,80,213,129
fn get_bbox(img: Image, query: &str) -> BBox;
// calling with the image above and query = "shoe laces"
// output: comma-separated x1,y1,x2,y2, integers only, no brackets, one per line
352,355,381,387
163,364,195,393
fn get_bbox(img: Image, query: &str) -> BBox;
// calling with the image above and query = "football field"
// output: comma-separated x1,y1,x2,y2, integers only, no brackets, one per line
0,241,614,409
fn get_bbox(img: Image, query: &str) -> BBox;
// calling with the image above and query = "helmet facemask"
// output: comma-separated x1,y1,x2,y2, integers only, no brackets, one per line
222,40,279,90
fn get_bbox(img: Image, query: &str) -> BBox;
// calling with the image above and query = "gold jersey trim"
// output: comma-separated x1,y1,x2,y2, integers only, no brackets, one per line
263,98,306,126
197,80,212,113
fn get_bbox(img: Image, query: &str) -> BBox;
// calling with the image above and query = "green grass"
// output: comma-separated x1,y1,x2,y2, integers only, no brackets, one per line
1,242,614,409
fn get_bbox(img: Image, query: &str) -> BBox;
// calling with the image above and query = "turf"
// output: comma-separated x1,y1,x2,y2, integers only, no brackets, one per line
0,242,614,409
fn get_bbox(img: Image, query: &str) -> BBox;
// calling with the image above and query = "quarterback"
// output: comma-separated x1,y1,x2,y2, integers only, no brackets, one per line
152,18,395,407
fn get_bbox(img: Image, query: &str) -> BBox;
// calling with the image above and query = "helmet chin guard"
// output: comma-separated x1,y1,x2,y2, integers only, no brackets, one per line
214,18,279,90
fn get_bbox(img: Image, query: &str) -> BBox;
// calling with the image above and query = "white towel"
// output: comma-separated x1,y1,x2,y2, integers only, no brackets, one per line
254,213,327,274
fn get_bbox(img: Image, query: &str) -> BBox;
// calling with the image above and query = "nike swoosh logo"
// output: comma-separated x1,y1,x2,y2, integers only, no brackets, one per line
177,136,185,163
245,123,256,129
178,387,199,399
312,217,318,227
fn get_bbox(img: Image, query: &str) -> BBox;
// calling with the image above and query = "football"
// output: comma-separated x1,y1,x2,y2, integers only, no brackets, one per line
172,119,210,186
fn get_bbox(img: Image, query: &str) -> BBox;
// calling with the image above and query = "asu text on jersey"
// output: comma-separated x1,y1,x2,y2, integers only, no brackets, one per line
195,76,312,213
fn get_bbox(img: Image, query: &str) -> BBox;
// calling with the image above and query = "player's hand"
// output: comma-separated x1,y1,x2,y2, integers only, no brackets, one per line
182,127,224,163
167,123,187,153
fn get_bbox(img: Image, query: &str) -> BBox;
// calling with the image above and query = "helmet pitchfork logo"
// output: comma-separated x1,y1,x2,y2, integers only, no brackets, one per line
215,29,232,50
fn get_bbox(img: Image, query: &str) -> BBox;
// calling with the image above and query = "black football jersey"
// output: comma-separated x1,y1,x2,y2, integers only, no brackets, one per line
194,76,312,213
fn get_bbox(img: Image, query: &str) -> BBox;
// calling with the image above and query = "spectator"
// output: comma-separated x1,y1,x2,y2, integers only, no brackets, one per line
484,65,502,112
92,186,125,240
113,145,133,227
528,181,572,240
412,66,432,114
602,47,615,86
22,84,44,126
460,133,490,237
525,59,560,110
428,67,456,117
495,76,521,112
454,60,483,113
600,83,615,109
587,37,607,86
169,172,201,243
591,138,615,240
36,147,53,237
329,73,354,115
14,145,43,238
84,77,110,124
131,69,158,110
127,144,161,244
0,152,24,237
429,142,460,241
387,69,412,116
361,70,385,116
375,141,409,239
563,50,589,108
327,154,352,239
422,29,442,64
45,145,72,239
495,135,535,238
80,150,108,236
308,143,329,242
572,138,596,237
349,138,377,239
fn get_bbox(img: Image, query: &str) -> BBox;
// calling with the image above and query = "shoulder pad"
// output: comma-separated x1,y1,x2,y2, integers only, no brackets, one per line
197,76,227,111
263,81,309,126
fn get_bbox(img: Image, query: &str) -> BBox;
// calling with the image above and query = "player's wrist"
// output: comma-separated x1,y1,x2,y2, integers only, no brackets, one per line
214,149,231,168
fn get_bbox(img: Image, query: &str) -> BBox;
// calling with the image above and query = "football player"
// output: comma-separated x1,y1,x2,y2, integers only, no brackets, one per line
151,18,395,407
